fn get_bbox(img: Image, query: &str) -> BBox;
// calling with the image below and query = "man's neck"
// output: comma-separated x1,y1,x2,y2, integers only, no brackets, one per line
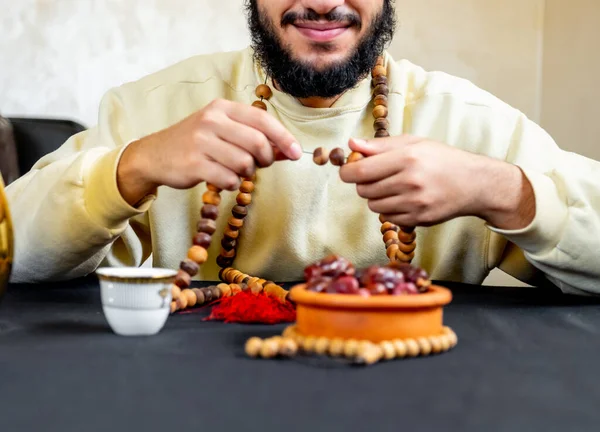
273,80,345,108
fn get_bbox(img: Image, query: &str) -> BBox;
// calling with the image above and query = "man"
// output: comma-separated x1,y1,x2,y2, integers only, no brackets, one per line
6,0,600,294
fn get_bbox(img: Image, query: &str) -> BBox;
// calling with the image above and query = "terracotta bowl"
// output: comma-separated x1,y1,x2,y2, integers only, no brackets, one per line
289,284,452,342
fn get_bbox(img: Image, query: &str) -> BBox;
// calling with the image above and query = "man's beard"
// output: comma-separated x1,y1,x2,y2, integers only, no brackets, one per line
244,1,396,99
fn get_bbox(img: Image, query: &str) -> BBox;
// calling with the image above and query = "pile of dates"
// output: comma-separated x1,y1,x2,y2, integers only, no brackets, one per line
304,255,430,296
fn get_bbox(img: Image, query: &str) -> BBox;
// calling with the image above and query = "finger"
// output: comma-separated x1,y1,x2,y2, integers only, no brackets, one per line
348,135,420,156
367,195,412,215
203,137,257,178
340,150,405,184
225,102,302,160
214,117,274,168
197,159,241,191
356,173,408,200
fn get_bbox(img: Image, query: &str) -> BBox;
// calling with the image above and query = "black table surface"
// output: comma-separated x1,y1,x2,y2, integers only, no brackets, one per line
1,278,600,432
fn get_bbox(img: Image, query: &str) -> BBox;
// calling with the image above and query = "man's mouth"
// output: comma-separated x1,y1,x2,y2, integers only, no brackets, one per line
292,21,352,42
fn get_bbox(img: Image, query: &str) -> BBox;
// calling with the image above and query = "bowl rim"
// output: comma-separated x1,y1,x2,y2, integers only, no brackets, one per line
289,283,452,309
96,267,177,283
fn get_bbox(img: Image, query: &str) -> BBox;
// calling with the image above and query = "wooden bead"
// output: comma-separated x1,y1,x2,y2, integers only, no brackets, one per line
282,326,296,339
329,148,345,166
380,222,398,233
201,287,213,303
239,181,255,194
224,226,239,239
249,282,263,294
346,151,364,163
220,248,236,259
242,276,251,285
373,83,389,95
374,118,390,131
393,340,408,358
217,283,231,297
202,191,221,206
314,337,329,355
171,284,181,300
236,193,252,206
207,184,221,193
180,258,200,277
197,218,217,235
380,341,396,360
398,229,417,243
398,241,416,254
372,105,388,119
188,246,208,264
193,232,212,249
229,283,243,295
439,334,451,352
401,226,415,233
248,277,261,286
221,237,236,251
379,214,387,223
260,339,279,358
221,268,235,281
217,255,234,268
343,339,360,357
374,94,388,107
231,205,248,219
355,342,383,365
429,336,443,354
245,337,263,358
313,147,330,165
257,279,267,286
385,239,400,249
252,100,268,111
210,286,221,300
375,130,390,138
176,293,188,310
372,65,386,78
302,336,317,352
395,250,415,263
201,204,219,220
184,289,197,307
192,288,205,305
170,301,178,313
372,75,387,87
405,339,420,357
279,338,298,357
383,231,398,243
264,283,288,302
376,56,384,66
174,270,192,288
329,338,345,356
255,84,273,100
445,327,458,347
228,217,244,228
417,337,432,356
386,244,399,260
234,273,246,284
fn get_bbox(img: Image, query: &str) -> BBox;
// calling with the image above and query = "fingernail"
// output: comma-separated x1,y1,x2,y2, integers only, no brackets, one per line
290,142,303,159
351,138,367,146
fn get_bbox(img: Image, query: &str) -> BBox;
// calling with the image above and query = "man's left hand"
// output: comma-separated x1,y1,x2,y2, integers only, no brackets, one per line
339,135,535,230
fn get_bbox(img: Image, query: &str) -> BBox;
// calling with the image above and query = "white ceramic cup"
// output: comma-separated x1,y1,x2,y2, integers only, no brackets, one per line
96,267,177,336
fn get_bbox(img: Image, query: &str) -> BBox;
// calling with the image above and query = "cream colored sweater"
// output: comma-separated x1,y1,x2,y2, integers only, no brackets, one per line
6,48,600,294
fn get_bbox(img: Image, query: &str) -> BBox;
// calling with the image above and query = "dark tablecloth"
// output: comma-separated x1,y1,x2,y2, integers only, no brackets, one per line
1,278,599,432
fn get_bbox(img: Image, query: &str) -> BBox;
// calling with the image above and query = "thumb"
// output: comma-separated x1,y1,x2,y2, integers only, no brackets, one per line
348,135,420,156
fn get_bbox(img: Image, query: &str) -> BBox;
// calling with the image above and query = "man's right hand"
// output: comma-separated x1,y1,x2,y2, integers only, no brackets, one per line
116,99,301,205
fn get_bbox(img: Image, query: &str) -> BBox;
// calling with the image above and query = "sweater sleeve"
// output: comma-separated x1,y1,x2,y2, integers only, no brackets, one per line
490,114,600,295
5,88,155,283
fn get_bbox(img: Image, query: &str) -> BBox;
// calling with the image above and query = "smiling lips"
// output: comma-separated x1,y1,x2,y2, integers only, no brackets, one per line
293,22,351,42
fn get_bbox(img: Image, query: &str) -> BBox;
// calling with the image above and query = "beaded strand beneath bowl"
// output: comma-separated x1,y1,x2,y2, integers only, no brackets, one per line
170,56,417,314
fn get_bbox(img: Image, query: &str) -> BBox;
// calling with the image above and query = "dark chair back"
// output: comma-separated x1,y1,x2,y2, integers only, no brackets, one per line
8,118,86,176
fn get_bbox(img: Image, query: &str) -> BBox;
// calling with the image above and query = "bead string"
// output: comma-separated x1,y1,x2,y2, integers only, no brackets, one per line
169,56,418,313
245,325,458,366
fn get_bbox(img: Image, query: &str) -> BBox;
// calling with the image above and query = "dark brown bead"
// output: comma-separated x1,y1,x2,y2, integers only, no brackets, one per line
374,94,388,107
180,258,200,276
400,226,416,234
193,232,212,248
313,147,329,165
373,83,389,96
373,105,388,119
217,255,234,268
242,277,251,285
192,288,205,305
220,248,236,259
218,267,227,281
201,287,213,303
221,237,236,251
252,100,267,110
239,181,255,194
174,270,192,288
210,286,222,300
232,205,248,219
374,118,390,131
197,218,217,235
372,76,387,87
201,204,219,220
375,130,390,138
236,193,252,206
329,148,345,166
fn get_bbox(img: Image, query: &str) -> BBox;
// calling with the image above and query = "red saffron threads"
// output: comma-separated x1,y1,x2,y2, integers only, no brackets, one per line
205,290,296,324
